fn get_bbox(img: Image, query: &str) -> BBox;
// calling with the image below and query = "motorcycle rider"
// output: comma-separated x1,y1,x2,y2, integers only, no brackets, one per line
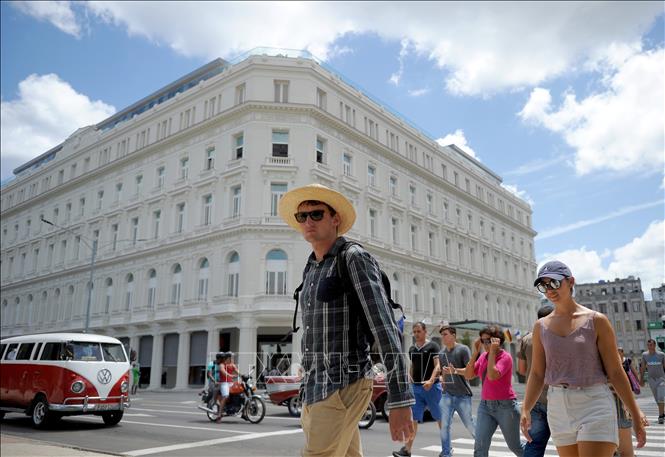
218,352,238,423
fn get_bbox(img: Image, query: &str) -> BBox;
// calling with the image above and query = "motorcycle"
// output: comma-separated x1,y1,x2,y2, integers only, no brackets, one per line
198,372,266,424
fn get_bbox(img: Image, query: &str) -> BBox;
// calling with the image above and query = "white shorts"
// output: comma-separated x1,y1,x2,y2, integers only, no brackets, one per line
547,384,618,447
220,382,231,397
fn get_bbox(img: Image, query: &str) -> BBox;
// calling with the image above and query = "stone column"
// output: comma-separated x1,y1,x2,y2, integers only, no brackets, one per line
206,324,219,361
175,330,191,389
148,332,164,390
237,316,257,376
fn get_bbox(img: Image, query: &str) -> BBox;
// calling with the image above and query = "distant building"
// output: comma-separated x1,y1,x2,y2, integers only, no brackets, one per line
576,276,649,355
647,284,665,350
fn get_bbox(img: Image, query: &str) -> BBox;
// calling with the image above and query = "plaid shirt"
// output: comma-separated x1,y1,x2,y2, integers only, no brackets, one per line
299,237,414,409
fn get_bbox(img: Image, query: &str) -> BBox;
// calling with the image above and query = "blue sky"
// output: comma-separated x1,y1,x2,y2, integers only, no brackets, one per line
1,1,663,296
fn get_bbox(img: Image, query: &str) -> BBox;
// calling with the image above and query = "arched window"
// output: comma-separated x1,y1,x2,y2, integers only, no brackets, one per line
431,282,439,315
265,249,287,295
412,277,419,312
53,288,61,321
125,274,134,310
228,252,240,297
171,264,182,304
27,294,34,326
13,297,20,326
198,258,209,300
448,286,455,319
391,273,400,304
147,269,157,309
105,278,113,314
1,300,7,327
65,286,74,320
40,291,48,324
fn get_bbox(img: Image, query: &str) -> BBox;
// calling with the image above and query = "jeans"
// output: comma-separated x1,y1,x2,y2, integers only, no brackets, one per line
474,399,524,457
439,392,476,457
524,402,550,457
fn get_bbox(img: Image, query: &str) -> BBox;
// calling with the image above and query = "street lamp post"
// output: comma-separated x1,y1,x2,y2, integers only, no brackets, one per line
40,217,146,333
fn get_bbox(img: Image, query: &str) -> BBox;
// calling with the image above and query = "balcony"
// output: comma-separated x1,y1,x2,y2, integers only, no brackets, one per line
261,156,297,174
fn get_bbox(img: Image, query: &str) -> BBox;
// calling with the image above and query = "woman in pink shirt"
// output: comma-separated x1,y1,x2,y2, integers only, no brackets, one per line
460,325,523,456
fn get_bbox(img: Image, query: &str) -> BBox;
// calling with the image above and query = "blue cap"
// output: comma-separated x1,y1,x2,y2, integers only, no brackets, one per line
534,260,572,286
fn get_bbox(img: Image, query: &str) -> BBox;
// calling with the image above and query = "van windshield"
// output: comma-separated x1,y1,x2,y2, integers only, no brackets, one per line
69,342,102,361
101,343,127,362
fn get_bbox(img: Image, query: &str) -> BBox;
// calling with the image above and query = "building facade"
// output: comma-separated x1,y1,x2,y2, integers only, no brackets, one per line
0,51,538,388
647,284,665,350
576,277,650,355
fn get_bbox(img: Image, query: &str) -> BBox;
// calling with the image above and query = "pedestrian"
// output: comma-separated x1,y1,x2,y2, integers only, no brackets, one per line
393,322,442,457
640,338,665,424
521,260,647,457
613,348,635,457
218,352,237,423
131,360,140,395
436,325,476,457
517,305,553,457
278,183,415,456
207,353,224,419
459,325,524,457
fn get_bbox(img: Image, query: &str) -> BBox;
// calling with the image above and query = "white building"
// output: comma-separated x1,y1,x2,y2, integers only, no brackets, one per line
0,50,538,388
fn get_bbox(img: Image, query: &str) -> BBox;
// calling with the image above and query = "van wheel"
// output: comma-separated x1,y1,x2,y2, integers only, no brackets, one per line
31,397,55,429
102,411,124,426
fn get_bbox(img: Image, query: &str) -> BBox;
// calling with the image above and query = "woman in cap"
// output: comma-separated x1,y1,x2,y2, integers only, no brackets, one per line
520,261,647,457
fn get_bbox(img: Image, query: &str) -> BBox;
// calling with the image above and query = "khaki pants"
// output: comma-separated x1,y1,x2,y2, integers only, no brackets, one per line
301,378,373,456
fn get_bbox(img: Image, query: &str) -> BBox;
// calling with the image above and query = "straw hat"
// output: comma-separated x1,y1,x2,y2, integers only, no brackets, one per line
278,183,356,235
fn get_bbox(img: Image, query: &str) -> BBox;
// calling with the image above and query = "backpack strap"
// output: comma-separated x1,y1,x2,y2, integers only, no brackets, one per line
282,268,307,342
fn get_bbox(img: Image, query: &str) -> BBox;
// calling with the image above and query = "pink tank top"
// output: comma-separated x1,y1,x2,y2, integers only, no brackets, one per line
540,312,607,387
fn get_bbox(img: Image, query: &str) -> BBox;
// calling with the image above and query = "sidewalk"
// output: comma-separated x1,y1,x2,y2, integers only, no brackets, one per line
0,434,117,457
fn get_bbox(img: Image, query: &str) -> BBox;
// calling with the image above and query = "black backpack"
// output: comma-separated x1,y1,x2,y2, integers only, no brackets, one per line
286,241,406,347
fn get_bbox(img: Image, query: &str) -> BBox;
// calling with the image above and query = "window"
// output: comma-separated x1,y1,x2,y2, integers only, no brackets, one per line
390,176,398,197
632,302,640,312
135,175,143,195
16,343,35,360
105,278,113,313
131,217,139,245
47,244,54,267
271,183,287,216
58,169,65,184
316,137,326,164
266,249,287,295
272,131,289,157
65,203,71,221
234,134,244,160
412,277,420,312
198,258,209,300
73,237,80,260
343,153,352,176
369,209,377,238
152,210,161,239
636,320,642,330
228,252,240,297
410,225,418,251
157,167,165,189
202,195,213,225
171,264,182,304
427,194,433,214
115,183,123,202
53,206,59,223
147,269,157,309
176,203,185,233
367,165,376,187
205,147,215,170
180,157,189,180
316,88,327,110
111,225,118,251
391,217,399,245
409,185,416,206
97,190,104,210
623,302,629,313
33,248,40,271
125,274,134,311
428,232,435,257
70,163,77,179
235,83,246,105
453,171,459,187
232,186,242,218
274,80,289,103
25,219,31,238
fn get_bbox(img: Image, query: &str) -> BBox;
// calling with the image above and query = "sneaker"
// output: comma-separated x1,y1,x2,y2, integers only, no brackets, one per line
658,415,664,424
392,446,411,457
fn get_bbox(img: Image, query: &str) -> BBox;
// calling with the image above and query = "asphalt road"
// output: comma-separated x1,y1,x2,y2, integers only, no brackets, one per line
1,386,663,457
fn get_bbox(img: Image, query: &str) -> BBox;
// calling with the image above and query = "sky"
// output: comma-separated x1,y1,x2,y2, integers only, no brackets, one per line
1,1,664,298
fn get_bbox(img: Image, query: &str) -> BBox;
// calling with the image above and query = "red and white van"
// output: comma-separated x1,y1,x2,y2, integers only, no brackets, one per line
0,333,131,428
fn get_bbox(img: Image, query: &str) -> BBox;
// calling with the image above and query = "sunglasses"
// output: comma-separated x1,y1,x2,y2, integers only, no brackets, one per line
294,209,326,223
536,278,562,294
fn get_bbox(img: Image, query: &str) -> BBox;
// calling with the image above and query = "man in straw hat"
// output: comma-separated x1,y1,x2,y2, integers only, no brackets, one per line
279,183,415,456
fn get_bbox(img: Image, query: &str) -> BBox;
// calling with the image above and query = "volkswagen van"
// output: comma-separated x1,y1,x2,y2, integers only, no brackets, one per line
0,333,131,428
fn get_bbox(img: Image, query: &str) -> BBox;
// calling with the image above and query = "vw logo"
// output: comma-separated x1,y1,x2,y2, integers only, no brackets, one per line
97,369,112,385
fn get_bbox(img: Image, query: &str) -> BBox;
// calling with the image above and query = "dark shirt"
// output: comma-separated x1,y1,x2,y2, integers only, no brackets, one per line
438,343,472,396
300,237,414,409
409,341,440,384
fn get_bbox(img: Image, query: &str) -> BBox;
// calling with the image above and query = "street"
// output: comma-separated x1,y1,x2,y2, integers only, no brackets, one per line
1,384,664,457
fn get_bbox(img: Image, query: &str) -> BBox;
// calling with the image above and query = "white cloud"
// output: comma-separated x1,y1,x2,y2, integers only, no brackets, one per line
12,0,82,37
436,129,479,160
501,183,534,206
540,220,665,298
72,2,661,96
502,155,569,177
389,38,410,86
519,48,664,175
407,88,430,97
1,74,115,178
537,200,664,240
